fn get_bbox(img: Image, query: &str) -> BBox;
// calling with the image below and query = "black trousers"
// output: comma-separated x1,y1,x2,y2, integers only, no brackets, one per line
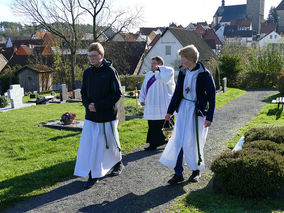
146,118,174,148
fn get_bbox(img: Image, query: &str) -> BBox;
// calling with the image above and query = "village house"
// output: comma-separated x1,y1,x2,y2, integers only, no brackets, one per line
276,0,284,34
138,27,215,75
256,31,283,48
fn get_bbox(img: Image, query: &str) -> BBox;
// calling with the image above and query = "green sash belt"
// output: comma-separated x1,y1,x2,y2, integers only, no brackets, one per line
103,122,121,152
183,97,202,165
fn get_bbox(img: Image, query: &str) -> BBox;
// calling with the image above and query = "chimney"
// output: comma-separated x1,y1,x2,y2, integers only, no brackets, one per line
222,0,225,7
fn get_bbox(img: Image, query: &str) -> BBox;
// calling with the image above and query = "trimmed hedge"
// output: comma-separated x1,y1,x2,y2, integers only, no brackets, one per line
120,75,145,91
242,140,284,156
0,96,8,108
211,149,284,198
244,126,284,144
278,75,284,94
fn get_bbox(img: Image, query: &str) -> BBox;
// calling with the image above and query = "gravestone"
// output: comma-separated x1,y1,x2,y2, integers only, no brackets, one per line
7,84,24,108
73,89,81,100
75,80,82,89
222,77,227,93
60,84,68,102
117,95,125,125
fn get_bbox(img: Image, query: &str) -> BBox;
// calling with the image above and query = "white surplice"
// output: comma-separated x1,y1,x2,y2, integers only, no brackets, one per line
159,68,208,171
139,66,175,120
74,119,122,178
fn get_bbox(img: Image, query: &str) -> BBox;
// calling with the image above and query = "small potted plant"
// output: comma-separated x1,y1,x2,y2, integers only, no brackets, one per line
60,112,76,125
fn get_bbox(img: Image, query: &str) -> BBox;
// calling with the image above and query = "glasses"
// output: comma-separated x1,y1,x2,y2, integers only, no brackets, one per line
88,54,100,58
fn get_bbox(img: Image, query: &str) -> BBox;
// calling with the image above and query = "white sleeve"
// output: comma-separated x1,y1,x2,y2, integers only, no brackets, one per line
138,73,149,103
155,66,174,84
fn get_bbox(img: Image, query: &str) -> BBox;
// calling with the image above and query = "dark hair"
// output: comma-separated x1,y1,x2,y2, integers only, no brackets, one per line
151,56,164,65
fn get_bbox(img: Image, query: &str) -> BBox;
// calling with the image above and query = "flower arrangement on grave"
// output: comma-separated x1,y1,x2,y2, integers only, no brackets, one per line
60,112,77,125
0,96,8,108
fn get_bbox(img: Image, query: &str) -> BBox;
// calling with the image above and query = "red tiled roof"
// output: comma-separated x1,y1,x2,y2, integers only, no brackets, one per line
230,19,251,27
260,22,277,34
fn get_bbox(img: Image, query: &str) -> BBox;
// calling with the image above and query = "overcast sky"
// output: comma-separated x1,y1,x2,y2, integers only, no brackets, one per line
0,0,282,30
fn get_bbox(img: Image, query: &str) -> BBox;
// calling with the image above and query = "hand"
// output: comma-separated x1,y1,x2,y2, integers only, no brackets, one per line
140,102,145,106
204,120,211,128
88,102,96,112
165,113,171,121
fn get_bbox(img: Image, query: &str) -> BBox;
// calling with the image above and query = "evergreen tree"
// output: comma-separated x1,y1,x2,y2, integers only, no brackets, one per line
267,7,279,25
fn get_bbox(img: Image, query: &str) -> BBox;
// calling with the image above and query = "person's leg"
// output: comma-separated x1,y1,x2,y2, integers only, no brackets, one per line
84,171,99,189
111,160,124,176
168,149,184,185
145,120,157,150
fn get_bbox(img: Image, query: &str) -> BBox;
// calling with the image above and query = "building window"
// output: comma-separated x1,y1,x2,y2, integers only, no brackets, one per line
165,45,171,55
270,35,273,39
275,35,277,39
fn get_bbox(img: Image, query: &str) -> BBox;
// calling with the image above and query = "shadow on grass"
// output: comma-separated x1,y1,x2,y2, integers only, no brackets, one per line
182,178,284,213
0,160,78,212
48,132,81,141
267,108,283,120
79,182,187,213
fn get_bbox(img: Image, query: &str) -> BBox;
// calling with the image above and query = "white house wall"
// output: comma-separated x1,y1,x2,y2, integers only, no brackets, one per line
258,31,283,48
139,31,182,75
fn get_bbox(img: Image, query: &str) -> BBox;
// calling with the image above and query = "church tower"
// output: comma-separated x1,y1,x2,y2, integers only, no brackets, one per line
246,0,265,34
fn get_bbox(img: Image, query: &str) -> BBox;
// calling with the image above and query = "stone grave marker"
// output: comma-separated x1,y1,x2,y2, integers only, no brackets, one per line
73,89,81,100
60,84,68,102
117,95,125,125
7,84,24,108
222,77,227,93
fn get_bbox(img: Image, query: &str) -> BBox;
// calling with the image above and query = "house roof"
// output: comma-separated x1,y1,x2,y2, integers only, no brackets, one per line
214,5,246,22
12,39,44,48
163,27,216,61
276,0,284,10
260,22,277,34
224,25,253,37
230,19,251,27
16,64,54,74
148,34,160,47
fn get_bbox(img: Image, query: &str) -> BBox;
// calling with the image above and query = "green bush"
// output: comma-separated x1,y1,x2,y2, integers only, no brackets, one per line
211,149,284,198
239,72,280,89
29,93,39,99
242,140,284,156
120,75,145,91
0,96,8,108
244,126,284,144
219,54,242,87
277,74,284,94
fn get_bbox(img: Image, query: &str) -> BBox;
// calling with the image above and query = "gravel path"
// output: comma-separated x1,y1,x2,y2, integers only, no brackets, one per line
4,90,277,213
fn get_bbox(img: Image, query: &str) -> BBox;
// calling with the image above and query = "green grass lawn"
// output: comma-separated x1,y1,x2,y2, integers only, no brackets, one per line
0,88,245,210
227,92,284,149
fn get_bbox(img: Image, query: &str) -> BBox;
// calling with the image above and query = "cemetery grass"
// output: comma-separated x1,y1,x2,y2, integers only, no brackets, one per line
0,88,244,210
227,92,284,149
0,102,147,210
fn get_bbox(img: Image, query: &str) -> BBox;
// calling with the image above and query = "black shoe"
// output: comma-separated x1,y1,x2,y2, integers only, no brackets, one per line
188,170,200,183
144,146,157,151
84,177,98,189
168,174,184,185
111,162,124,176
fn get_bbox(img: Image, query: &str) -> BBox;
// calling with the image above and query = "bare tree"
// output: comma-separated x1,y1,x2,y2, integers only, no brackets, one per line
12,0,85,90
77,0,143,41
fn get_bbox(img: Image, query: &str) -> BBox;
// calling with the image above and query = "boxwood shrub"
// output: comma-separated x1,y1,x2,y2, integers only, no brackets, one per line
0,96,8,108
244,126,284,144
211,149,284,198
242,140,284,156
